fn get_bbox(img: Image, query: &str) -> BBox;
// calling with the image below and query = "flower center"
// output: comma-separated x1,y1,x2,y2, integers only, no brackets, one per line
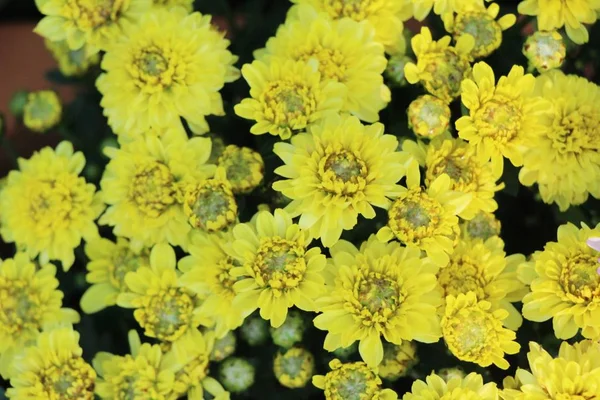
40,356,96,399
109,249,147,289
131,45,180,92
463,212,500,240
0,279,41,335
136,287,194,342
446,308,489,355
474,97,522,142
356,272,400,315
421,49,471,100
438,259,487,299
252,237,307,295
327,366,380,400
69,0,125,30
550,107,597,155
428,149,479,193
319,150,368,195
261,81,315,128
280,356,306,376
183,180,237,232
455,12,501,57
129,161,176,218
321,0,375,20
298,46,347,81
559,254,600,301
27,96,58,122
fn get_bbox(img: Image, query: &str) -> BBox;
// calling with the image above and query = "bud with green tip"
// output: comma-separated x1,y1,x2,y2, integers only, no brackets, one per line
274,347,314,389
385,55,414,87
210,331,237,362
240,315,269,346
437,367,467,382
378,341,418,381
219,357,255,393
270,310,305,349
9,90,29,118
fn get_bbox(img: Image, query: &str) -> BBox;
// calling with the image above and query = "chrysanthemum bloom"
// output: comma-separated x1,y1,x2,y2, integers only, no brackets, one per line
289,0,411,54
117,243,212,344
523,30,566,73
179,231,250,338
314,236,442,367
45,39,100,77
313,359,398,400
377,165,471,267
0,254,79,378
217,145,264,194
228,209,326,327
80,237,150,314
408,0,488,21
99,135,215,251
273,114,405,247
153,0,194,12
518,0,600,44
403,136,504,219
442,292,520,369
22,90,62,133
94,330,178,399
519,222,600,339
219,357,255,393
258,5,390,122
519,71,600,210
274,347,315,389
456,62,546,175
378,341,418,381
460,211,501,241
0,142,104,269
7,326,95,399
403,372,498,400
407,95,451,139
97,8,239,138
437,236,526,330
444,3,516,59
404,27,474,102
234,58,345,139
210,331,236,361
501,340,600,400
34,0,150,53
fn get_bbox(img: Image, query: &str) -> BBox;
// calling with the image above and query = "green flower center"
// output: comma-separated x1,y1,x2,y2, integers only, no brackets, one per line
130,162,176,218
138,288,194,342
560,254,600,301
455,12,501,57
40,357,96,399
325,151,365,183
357,274,399,314
335,370,370,400
475,97,522,142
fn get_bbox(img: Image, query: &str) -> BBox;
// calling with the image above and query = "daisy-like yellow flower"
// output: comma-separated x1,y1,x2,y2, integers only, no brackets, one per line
234,58,345,139
408,0,487,21
442,292,520,369
273,347,315,389
289,0,411,54
437,236,526,330
6,326,95,400
179,231,250,338
403,372,499,400
456,61,546,175
99,134,215,251
217,145,264,194
153,0,194,12
23,90,62,133
228,208,327,328
97,8,239,139
519,71,600,211
518,0,600,44
403,135,504,219
45,39,100,77
519,222,600,339
501,340,600,400
377,164,471,267
117,243,212,344
407,95,451,139
313,359,398,400
0,254,79,378
34,0,150,54
444,3,516,59
0,141,104,269
460,211,501,241
314,236,442,368
378,341,418,381
523,30,566,73
258,5,390,122
273,114,406,247
80,237,150,314
404,27,475,103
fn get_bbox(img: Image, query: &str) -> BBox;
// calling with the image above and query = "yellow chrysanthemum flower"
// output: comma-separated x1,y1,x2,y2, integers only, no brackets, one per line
80,237,150,314
6,326,95,399
273,347,315,389
153,0,194,12
289,0,411,54
94,330,177,399
97,8,239,139
22,90,62,133
518,0,600,44
378,341,418,381
501,340,600,400
273,114,405,247
407,95,451,139
377,165,471,267
408,0,488,21
234,58,345,139
404,27,474,102
0,141,104,269
519,71,600,211
456,61,546,175
460,211,501,241
0,254,79,378
258,5,390,122
99,134,215,251
519,222,600,339
444,3,516,59
228,209,327,328
403,372,499,400
313,359,398,400
34,0,150,54
217,145,264,194
437,236,526,330
523,30,566,73
179,231,250,338
402,135,504,219
117,243,212,344
442,292,520,369
314,236,442,368
45,39,100,77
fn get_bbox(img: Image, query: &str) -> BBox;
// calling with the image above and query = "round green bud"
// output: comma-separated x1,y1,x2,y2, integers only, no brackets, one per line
240,315,269,346
332,342,358,360
219,357,255,393
385,55,414,87
9,90,29,118
210,331,237,362
270,310,305,349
